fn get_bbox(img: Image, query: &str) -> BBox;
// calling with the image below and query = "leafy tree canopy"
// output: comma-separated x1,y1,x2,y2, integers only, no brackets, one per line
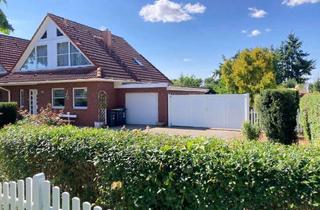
276,33,315,84
0,0,13,34
172,74,203,88
220,48,277,95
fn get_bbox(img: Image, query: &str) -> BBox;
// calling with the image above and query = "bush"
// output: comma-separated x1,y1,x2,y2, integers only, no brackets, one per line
1,124,320,209
241,121,260,140
0,102,17,127
300,93,320,142
257,89,299,144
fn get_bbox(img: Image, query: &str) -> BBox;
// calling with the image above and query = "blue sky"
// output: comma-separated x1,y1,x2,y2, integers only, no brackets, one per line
2,0,320,80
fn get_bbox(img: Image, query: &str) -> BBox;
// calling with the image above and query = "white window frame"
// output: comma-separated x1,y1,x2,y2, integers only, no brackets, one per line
73,87,88,110
52,88,65,109
21,45,48,71
56,41,91,68
19,89,24,108
57,42,70,67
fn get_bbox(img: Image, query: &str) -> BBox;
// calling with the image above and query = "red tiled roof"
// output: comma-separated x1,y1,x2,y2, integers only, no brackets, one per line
0,13,171,84
0,35,29,72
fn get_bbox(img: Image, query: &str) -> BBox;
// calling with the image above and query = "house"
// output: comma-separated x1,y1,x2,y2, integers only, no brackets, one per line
0,13,206,126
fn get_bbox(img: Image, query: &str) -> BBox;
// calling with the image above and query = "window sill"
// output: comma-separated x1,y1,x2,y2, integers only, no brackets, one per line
52,106,65,109
73,107,87,110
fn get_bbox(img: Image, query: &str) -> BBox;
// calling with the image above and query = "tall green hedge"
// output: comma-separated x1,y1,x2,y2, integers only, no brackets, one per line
258,89,299,144
300,93,320,142
0,102,17,127
0,124,320,209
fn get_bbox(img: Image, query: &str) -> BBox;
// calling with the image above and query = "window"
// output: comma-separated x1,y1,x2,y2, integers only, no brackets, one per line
41,31,47,39
57,29,63,37
73,88,87,109
0,64,5,74
19,89,24,108
22,45,48,70
133,58,143,66
56,42,90,67
70,44,90,66
57,42,69,67
52,88,65,108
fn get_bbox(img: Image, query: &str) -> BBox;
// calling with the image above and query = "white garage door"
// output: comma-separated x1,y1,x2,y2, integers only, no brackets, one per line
168,94,250,130
125,93,159,125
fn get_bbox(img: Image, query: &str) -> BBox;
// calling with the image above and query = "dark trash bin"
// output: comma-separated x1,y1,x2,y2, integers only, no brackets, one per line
107,108,126,127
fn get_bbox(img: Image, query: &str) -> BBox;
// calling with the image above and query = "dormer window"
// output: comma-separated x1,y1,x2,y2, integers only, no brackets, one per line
0,64,5,74
57,29,63,37
57,42,90,67
22,45,48,71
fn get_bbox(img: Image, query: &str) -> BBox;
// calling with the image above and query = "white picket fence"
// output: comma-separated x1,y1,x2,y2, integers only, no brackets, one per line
249,109,303,134
0,173,102,210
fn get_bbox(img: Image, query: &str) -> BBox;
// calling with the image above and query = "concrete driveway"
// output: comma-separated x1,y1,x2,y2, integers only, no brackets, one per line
114,125,242,140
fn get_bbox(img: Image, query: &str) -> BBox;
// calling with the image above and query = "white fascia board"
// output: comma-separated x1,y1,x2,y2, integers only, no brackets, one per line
167,86,208,93
115,82,169,89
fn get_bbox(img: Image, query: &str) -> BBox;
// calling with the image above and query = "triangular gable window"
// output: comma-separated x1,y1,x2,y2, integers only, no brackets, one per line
57,29,63,37
21,45,48,71
41,31,47,39
57,42,90,67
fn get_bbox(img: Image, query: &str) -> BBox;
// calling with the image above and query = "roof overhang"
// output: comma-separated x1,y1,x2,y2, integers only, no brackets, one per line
115,82,208,93
167,86,209,93
0,78,134,86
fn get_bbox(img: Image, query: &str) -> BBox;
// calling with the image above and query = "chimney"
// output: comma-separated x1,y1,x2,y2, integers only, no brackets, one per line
101,29,112,49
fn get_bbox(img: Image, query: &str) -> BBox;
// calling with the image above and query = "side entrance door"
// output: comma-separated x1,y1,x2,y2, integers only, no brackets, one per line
29,89,38,115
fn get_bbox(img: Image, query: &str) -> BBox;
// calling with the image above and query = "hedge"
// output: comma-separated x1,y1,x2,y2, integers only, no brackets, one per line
300,93,320,142
258,89,299,144
0,102,17,127
0,125,320,209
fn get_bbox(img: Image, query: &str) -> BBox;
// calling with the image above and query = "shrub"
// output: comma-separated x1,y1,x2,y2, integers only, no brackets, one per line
299,93,320,142
241,121,260,140
0,102,17,127
18,104,66,126
1,124,320,209
257,89,299,144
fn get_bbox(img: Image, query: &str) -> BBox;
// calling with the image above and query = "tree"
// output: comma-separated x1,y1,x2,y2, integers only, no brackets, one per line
203,76,228,94
220,48,277,96
0,0,13,34
309,79,320,93
172,74,203,88
277,33,315,83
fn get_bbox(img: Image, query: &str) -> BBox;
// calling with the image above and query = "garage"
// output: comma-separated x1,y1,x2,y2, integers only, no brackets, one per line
125,93,159,125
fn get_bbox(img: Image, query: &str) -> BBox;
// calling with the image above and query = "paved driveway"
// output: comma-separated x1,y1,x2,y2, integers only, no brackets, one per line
115,125,242,140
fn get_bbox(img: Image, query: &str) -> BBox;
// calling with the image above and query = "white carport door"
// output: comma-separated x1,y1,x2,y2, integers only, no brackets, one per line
125,93,158,125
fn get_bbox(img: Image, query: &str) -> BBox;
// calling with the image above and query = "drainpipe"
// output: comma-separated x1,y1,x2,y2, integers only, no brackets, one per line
0,87,11,102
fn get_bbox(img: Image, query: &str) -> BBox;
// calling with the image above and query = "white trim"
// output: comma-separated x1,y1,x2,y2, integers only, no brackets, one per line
73,87,88,110
115,82,169,89
167,86,208,93
29,89,38,115
19,89,24,108
14,16,94,72
0,87,11,102
51,88,65,109
0,78,135,86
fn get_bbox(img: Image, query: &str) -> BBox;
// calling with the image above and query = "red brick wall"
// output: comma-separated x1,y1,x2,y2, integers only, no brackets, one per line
5,82,117,126
4,82,205,126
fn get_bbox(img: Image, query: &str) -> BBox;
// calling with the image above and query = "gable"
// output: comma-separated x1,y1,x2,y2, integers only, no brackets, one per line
14,17,93,71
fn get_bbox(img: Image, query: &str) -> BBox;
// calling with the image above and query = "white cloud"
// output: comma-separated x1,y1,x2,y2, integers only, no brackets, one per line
241,30,247,34
99,26,107,31
248,29,262,37
184,3,206,14
282,0,320,6
139,0,206,23
248,7,267,18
